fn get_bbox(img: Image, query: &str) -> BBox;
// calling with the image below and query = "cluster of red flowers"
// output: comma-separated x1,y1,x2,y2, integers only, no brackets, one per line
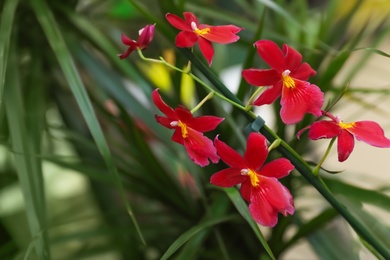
118,12,390,227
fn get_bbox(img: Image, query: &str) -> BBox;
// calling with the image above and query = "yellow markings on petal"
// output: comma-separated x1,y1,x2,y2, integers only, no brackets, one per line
191,21,210,36
339,121,356,129
241,169,260,187
178,120,189,138
282,70,295,89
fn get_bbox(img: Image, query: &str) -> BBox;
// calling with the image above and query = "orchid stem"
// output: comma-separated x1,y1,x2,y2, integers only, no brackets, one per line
245,87,263,110
137,49,247,112
313,138,336,176
191,92,214,114
268,139,282,152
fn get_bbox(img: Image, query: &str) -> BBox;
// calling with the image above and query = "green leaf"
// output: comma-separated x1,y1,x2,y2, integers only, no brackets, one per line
30,0,145,245
0,0,19,109
5,40,49,259
224,187,275,260
160,215,236,260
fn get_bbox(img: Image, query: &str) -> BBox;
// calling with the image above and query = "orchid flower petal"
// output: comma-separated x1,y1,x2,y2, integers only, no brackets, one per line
118,47,134,60
138,24,155,47
152,89,177,119
188,116,224,132
291,62,316,80
175,31,198,47
244,133,268,170
259,158,294,179
280,80,324,124
254,40,286,72
283,44,302,70
210,168,247,187
200,25,242,44
242,69,280,87
166,13,192,31
253,81,283,106
337,129,355,162
183,128,219,166
198,37,214,66
240,181,251,202
348,121,390,147
183,12,199,26
308,120,341,139
214,136,246,169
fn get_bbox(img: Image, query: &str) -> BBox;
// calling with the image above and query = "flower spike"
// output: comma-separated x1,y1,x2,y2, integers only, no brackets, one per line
152,89,224,167
242,40,324,124
118,24,155,59
166,12,243,66
210,132,295,227
299,111,390,162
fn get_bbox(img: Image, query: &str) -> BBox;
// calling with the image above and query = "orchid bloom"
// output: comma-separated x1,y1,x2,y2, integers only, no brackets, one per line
210,133,294,227
242,40,324,124
298,111,390,162
166,12,243,66
152,89,223,167
118,24,155,59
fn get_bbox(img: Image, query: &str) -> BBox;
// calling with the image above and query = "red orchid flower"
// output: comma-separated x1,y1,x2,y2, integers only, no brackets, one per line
152,89,224,167
166,12,243,66
210,132,294,227
118,24,155,59
298,111,390,162
242,40,324,124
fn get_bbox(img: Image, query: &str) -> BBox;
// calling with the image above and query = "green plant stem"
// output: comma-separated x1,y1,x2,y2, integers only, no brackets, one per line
313,138,336,176
137,50,247,111
245,86,263,110
191,92,214,114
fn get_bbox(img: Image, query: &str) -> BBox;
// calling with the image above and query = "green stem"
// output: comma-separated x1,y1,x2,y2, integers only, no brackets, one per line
313,138,336,176
137,49,247,111
191,92,214,114
245,86,263,110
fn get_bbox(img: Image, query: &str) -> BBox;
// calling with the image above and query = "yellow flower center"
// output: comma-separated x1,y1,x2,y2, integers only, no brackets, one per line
241,169,260,187
191,22,210,36
282,70,296,89
339,121,355,129
177,120,188,138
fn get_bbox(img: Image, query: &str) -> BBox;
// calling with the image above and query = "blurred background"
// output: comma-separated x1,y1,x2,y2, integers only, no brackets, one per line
1,0,390,259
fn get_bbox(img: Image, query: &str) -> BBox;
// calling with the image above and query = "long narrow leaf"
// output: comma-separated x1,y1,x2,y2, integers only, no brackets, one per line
5,41,49,259
30,0,145,245
224,187,275,260
0,0,19,108
160,215,236,260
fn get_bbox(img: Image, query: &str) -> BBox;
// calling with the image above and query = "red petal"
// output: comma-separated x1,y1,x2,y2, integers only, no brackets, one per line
210,168,246,187
280,81,324,124
118,47,134,59
259,158,294,179
184,128,219,166
242,69,280,87
337,129,355,162
154,115,174,129
240,181,251,202
348,121,390,147
253,81,283,106
187,116,224,132
175,106,193,122
283,44,302,71
183,12,199,26
214,136,246,169
175,31,198,47
198,37,214,66
244,133,268,170
171,129,184,145
138,24,155,48
200,25,242,44
121,34,137,46
308,120,341,140
254,40,286,72
152,89,177,119
166,13,191,31
249,178,294,227
292,62,316,80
